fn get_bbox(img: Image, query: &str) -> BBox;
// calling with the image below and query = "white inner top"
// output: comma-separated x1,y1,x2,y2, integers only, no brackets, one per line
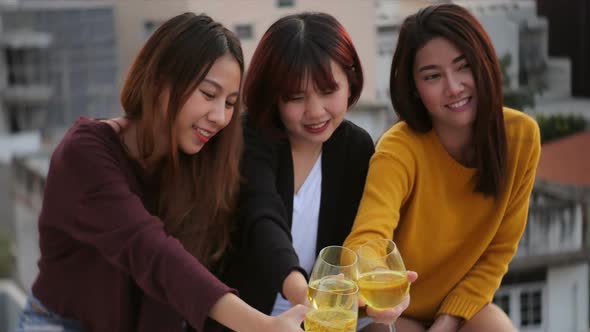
270,154,322,316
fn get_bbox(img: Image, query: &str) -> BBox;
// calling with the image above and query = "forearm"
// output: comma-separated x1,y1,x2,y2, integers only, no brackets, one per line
247,219,303,292
209,293,270,332
283,270,309,306
343,153,410,252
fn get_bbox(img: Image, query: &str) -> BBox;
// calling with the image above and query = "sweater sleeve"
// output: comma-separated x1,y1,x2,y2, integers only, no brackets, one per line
437,122,541,320
343,131,415,252
54,128,233,331
238,123,305,296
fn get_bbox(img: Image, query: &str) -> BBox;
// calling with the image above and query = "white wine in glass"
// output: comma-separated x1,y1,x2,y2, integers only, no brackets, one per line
357,239,409,332
305,246,359,332
356,270,409,310
305,276,358,332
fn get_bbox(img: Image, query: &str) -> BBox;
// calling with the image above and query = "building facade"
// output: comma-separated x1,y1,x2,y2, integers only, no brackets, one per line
499,181,590,332
496,129,590,331
1,0,118,133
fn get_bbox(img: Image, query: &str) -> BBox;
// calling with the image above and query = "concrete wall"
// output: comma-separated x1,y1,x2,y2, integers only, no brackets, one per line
547,263,589,332
12,157,46,292
541,57,571,100
0,131,41,235
13,192,40,293
478,15,520,89
0,279,26,332
519,194,584,257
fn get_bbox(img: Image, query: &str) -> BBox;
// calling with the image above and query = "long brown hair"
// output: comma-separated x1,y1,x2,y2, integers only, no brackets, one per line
120,13,244,269
244,12,363,139
390,4,507,197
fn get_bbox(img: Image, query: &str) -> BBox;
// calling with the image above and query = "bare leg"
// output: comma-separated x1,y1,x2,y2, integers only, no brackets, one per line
360,317,427,332
396,317,427,332
459,303,517,332
359,322,389,332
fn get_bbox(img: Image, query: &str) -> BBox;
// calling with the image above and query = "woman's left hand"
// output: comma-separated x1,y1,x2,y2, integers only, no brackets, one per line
363,271,418,325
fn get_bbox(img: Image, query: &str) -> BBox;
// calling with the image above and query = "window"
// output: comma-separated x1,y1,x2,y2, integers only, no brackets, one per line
6,104,45,133
493,294,511,315
4,48,49,85
277,0,295,8
520,290,542,327
234,24,254,40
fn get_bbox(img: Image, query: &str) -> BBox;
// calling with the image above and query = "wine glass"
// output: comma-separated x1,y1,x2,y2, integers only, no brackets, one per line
357,239,410,332
305,245,359,332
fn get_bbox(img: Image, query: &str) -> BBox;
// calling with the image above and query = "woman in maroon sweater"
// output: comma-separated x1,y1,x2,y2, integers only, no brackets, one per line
16,13,307,332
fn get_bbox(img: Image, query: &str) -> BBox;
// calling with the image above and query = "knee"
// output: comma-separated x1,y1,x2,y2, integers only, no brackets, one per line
460,304,516,332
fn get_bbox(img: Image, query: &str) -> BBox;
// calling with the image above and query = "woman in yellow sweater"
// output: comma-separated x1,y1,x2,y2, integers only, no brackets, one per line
344,4,540,332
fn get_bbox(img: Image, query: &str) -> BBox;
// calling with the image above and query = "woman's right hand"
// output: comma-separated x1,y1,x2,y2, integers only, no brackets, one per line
210,293,308,332
263,304,309,332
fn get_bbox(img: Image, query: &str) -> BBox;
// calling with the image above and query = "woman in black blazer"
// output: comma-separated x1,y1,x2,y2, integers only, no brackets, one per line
221,12,411,331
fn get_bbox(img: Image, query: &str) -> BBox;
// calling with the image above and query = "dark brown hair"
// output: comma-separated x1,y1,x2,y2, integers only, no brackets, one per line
390,4,507,197
120,13,244,268
244,12,363,138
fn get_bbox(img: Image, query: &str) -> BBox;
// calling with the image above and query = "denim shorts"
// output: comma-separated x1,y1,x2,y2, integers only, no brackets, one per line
356,317,373,331
15,296,84,332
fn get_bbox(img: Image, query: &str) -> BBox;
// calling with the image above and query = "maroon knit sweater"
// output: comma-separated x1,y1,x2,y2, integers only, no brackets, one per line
32,117,233,332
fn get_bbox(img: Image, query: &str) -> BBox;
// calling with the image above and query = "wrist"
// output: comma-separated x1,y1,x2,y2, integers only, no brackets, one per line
256,313,274,332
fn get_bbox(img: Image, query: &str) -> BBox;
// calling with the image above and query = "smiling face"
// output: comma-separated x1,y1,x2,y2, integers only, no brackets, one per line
413,37,477,135
170,53,241,155
278,60,350,149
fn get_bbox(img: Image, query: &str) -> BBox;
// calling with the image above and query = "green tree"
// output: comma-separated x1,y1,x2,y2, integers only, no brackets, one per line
535,113,588,143
0,232,13,278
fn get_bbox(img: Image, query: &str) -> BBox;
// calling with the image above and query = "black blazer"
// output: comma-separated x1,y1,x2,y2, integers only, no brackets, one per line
221,116,375,315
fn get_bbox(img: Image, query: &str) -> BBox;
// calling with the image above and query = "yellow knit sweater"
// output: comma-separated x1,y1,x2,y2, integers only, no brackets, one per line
344,108,541,322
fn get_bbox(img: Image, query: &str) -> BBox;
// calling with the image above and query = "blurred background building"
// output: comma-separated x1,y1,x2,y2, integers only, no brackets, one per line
0,0,588,331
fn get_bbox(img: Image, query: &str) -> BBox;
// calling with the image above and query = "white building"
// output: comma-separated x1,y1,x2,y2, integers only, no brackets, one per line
499,131,590,332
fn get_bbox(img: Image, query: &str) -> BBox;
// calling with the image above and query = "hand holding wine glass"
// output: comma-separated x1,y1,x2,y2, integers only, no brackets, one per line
357,239,411,332
362,271,417,324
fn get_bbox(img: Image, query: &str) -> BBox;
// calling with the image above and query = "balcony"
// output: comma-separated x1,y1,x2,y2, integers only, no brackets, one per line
511,182,590,271
1,84,53,104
